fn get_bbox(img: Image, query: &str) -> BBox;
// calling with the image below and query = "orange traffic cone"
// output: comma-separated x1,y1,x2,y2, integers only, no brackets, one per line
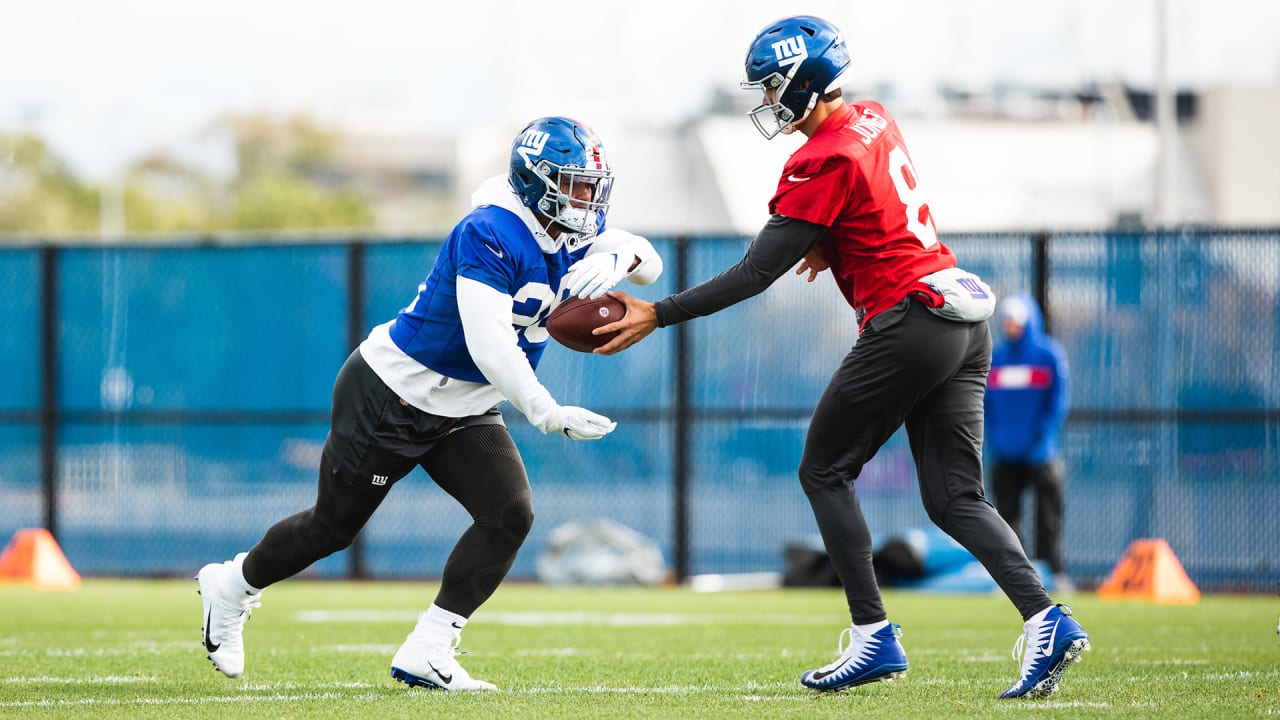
1098,538,1199,604
0,528,82,591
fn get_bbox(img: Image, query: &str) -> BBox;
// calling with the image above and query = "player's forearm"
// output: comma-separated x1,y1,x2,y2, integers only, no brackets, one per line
455,276,558,425
654,214,826,326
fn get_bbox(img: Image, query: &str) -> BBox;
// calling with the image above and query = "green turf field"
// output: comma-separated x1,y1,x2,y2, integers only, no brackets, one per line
0,579,1276,719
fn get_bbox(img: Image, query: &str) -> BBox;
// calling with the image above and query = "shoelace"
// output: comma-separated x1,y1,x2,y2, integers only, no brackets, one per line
221,595,261,622
449,632,468,657
836,627,854,656
404,628,468,657
835,624,902,657
1011,606,1067,667
1010,631,1029,666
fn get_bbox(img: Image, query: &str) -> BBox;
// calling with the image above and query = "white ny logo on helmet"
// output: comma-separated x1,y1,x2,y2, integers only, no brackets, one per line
771,35,808,67
516,130,550,169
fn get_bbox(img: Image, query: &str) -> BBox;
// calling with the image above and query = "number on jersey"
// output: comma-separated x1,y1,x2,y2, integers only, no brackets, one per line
887,145,938,249
401,280,556,344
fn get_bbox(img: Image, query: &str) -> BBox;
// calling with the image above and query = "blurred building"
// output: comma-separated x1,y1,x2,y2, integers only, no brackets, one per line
314,82,1280,237
333,131,455,232
1193,84,1280,227
455,83,1274,235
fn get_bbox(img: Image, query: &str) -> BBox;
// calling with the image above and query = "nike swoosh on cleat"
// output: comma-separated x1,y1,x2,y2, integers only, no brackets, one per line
809,656,850,681
1039,619,1061,657
204,610,221,653
482,243,503,258
427,661,452,685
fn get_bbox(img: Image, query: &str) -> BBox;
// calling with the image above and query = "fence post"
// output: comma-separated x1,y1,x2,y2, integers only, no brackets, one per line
40,245,59,540
346,240,368,579
1032,231,1051,334
673,235,691,583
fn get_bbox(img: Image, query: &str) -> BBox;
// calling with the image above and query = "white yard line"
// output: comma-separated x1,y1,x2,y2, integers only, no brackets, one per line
0,693,367,709
294,609,836,626
309,644,399,654
994,701,1120,710
0,681,817,707
3,675,158,684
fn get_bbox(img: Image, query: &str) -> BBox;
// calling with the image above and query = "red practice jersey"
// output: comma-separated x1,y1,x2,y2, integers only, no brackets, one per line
769,101,955,328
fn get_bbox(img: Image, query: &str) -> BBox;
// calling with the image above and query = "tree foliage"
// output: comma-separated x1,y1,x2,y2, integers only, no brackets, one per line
0,114,375,238
0,134,102,234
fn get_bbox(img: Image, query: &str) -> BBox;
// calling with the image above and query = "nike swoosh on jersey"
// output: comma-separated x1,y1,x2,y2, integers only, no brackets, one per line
787,174,812,182
483,243,504,258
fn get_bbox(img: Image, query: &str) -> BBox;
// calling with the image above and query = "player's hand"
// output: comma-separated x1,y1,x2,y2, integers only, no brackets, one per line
563,252,630,300
593,291,658,356
795,246,830,282
553,405,617,441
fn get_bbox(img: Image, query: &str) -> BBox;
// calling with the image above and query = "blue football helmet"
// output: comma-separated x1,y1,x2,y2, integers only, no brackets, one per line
508,116,613,238
741,15,851,139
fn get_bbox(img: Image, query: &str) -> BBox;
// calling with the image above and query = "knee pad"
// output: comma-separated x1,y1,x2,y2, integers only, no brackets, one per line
495,493,535,547
300,511,359,557
798,462,844,494
934,491,988,535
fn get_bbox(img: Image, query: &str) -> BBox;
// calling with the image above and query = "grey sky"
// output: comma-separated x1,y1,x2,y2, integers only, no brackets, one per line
2,0,1278,180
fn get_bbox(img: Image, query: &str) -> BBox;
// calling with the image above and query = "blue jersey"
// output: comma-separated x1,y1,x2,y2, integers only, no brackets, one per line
388,204,589,383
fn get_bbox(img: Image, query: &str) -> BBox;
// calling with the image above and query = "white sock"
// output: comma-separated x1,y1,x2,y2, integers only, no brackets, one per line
414,604,468,645
1026,604,1054,626
856,620,889,634
223,552,263,602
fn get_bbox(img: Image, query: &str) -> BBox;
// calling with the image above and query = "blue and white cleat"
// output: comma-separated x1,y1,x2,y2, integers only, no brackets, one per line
800,623,908,692
1000,603,1091,699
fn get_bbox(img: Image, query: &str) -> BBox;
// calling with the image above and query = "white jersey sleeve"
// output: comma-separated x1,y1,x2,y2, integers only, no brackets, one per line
454,276,561,430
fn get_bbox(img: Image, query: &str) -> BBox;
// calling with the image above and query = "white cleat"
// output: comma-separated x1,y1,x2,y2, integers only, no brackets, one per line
390,619,496,691
196,554,261,678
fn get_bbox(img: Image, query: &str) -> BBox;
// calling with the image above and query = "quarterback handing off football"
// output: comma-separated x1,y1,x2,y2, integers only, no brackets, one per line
547,295,626,353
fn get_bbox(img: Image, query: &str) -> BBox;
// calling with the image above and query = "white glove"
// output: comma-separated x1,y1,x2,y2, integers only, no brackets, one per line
562,252,630,300
536,404,617,441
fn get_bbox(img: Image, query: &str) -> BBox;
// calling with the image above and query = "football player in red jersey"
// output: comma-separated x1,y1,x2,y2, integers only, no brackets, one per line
597,15,1089,700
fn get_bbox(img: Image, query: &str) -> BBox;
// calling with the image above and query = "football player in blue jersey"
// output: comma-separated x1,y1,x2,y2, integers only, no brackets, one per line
196,116,662,690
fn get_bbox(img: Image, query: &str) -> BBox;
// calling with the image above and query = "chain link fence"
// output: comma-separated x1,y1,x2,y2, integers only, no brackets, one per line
0,230,1275,589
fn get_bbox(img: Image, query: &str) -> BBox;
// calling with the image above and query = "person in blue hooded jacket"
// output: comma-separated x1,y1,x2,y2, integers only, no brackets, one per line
985,291,1072,590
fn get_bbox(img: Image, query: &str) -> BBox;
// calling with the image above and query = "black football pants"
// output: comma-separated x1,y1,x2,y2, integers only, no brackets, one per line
799,298,1052,624
241,350,534,617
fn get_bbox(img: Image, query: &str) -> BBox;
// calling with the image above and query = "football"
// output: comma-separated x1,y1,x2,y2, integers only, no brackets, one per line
546,295,626,353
